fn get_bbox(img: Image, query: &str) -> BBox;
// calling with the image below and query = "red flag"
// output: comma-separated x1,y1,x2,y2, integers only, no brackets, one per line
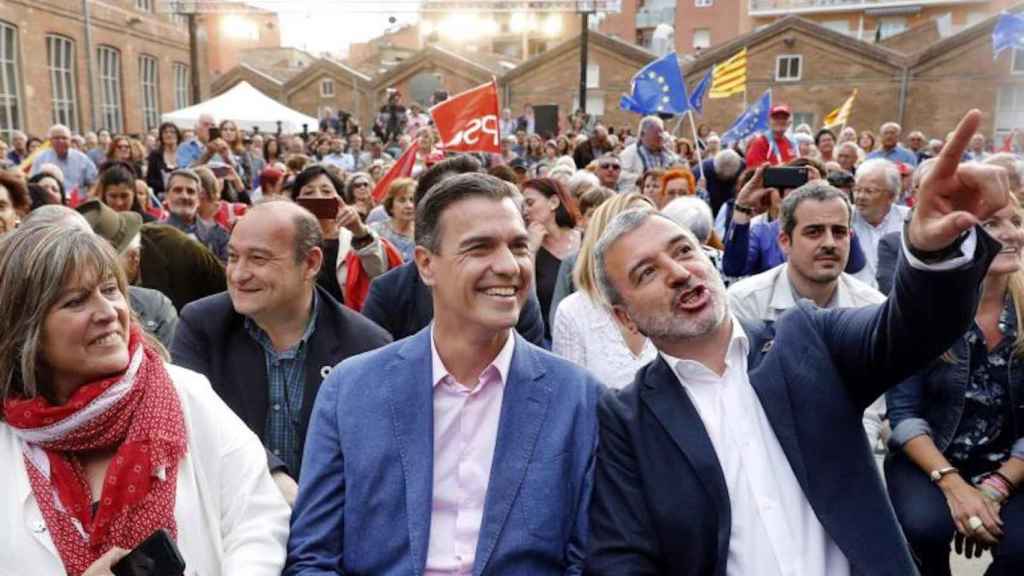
430,80,501,154
372,141,419,203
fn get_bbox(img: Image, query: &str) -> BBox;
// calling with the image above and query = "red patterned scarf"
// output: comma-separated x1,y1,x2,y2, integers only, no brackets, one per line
3,327,187,575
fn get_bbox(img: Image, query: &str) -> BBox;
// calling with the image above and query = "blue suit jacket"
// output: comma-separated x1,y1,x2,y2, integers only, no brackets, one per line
586,229,1000,576
286,328,602,575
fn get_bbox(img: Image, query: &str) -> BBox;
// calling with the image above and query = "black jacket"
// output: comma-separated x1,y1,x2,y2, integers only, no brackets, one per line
586,229,1000,576
361,261,546,345
170,286,392,476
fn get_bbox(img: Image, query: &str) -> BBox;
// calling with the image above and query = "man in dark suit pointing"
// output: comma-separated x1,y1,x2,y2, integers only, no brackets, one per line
584,110,1010,576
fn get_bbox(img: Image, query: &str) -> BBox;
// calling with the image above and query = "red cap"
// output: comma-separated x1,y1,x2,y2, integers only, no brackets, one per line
770,105,791,118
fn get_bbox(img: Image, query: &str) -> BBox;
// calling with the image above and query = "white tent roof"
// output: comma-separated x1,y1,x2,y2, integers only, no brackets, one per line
161,81,319,134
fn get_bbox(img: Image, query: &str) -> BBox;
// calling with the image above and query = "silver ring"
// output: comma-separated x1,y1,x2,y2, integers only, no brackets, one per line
968,515,984,532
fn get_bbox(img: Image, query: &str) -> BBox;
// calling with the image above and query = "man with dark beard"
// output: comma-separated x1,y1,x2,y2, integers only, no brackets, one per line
585,110,1010,575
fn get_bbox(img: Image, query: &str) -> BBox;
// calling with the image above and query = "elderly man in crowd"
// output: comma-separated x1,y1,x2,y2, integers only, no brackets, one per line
967,132,990,162
727,180,887,451
287,172,601,574
30,124,97,200
836,141,860,174
177,113,215,168
172,201,391,506
700,148,745,216
585,109,1009,575
744,105,798,168
851,158,910,288
162,168,230,262
620,116,677,192
6,130,27,165
907,130,929,162
868,122,919,167
573,123,612,171
594,153,623,192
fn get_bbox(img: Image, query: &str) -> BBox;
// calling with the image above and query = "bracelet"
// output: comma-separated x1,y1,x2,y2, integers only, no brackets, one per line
983,473,1014,497
980,484,1007,504
991,470,1017,492
733,203,755,216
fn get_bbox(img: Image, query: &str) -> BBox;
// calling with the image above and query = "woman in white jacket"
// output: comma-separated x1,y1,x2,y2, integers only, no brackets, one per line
0,224,289,576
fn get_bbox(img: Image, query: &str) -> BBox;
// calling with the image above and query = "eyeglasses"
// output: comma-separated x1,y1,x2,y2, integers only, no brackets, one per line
352,181,370,188
599,163,621,170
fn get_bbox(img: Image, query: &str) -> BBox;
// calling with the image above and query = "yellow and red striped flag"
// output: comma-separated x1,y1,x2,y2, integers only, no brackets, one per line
823,90,858,129
709,49,747,99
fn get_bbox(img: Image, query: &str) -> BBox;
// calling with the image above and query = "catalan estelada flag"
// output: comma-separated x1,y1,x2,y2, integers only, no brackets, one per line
709,48,747,99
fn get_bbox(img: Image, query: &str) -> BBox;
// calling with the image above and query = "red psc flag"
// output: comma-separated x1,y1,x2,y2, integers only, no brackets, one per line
431,80,501,154
372,141,419,203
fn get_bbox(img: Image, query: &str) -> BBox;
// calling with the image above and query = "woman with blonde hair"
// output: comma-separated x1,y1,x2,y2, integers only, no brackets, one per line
886,195,1024,574
0,225,289,575
552,193,658,388
368,177,416,261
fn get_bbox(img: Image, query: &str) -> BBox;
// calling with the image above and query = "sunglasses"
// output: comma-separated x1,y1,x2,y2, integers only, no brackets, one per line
599,163,621,170
352,181,370,188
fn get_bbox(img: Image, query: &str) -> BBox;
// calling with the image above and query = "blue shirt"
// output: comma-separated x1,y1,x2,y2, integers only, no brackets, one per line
163,212,230,262
866,145,918,168
245,292,320,475
176,138,205,168
30,148,97,194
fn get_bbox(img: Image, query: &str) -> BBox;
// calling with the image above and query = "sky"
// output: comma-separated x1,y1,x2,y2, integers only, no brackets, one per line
249,1,422,57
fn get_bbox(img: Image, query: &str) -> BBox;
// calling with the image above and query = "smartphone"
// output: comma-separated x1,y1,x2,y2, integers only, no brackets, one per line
295,196,341,220
208,126,221,141
111,529,186,576
762,166,808,190
210,164,231,178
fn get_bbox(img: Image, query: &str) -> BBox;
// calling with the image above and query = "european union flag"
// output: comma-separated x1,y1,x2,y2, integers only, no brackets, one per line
689,69,712,116
721,89,771,145
620,52,689,116
993,13,1024,56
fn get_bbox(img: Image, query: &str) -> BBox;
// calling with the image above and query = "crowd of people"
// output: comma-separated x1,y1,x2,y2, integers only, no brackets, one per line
0,96,1023,576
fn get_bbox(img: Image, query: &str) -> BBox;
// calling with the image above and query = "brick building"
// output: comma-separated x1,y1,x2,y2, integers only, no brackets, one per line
0,0,208,141
200,3,281,78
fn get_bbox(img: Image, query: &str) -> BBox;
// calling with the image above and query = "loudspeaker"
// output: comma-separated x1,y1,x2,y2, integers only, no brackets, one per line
534,105,559,139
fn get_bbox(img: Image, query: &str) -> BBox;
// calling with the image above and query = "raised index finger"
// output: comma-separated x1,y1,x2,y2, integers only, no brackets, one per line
934,109,982,180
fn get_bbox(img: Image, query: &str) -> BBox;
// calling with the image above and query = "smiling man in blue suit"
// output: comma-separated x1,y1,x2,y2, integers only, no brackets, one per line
584,110,1010,576
285,171,602,575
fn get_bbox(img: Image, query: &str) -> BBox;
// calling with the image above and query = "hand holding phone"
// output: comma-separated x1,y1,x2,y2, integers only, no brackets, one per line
111,529,186,576
295,196,341,220
762,167,809,190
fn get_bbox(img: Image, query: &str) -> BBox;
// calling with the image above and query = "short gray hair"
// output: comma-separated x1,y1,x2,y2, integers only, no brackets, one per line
984,153,1024,192
855,158,900,197
21,205,90,230
880,122,902,134
661,197,714,244
167,168,202,189
712,149,742,179
779,180,852,237
638,115,664,136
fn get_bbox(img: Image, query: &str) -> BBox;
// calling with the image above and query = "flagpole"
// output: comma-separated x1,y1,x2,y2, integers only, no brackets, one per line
687,110,706,181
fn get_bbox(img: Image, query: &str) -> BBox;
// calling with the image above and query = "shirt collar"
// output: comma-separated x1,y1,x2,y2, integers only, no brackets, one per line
772,264,847,312
659,315,750,382
430,326,516,390
245,290,320,357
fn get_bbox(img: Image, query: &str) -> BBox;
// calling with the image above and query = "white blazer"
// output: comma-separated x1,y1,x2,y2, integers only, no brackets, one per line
0,364,290,576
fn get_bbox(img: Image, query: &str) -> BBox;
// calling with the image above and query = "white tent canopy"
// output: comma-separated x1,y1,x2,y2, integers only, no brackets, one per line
161,81,319,134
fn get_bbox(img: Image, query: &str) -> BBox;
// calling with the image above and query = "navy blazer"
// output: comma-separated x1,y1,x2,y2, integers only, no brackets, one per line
362,260,546,345
285,328,602,575
585,229,1000,576
170,286,392,475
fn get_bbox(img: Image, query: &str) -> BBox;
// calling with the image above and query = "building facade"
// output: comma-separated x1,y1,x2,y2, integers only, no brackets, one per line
0,0,207,141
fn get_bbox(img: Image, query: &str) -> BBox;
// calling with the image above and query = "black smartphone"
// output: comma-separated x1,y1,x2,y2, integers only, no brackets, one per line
208,126,221,141
295,196,341,220
111,529,186,576
762,166,808,190
210,164,231,178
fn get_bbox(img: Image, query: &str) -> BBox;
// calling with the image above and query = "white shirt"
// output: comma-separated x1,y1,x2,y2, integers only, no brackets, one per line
852,203,909,288
726,264,888,452
0,365,290,576
661,317,851,576
425,328,516,575
552,291,657,389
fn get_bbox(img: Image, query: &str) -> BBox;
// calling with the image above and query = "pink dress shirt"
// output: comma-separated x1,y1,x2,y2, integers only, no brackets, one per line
424,329,516,575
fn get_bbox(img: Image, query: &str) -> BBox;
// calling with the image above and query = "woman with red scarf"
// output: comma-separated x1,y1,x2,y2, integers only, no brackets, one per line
0,225,289,575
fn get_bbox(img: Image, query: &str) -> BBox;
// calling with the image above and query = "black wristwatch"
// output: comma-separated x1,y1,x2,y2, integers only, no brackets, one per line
904,227,970,264
351,231,374,250
733,202,755,216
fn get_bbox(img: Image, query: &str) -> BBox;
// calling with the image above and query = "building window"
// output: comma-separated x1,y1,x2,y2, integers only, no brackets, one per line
320,78,335,97
775,55,802,82
586,64,600,89
173,62,190,109
823,20,850,35
585,93,605,117
46,35,79,132
877,17,907,40
139,55,160,131
693,28,711,50
996,85,1024,134
695,0,713,6
0,21,21,143
97,46,123,133
1013,49,1024,75
136,0,153,12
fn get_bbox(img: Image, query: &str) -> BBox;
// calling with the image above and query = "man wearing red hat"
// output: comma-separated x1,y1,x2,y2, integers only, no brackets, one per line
745,105,798,168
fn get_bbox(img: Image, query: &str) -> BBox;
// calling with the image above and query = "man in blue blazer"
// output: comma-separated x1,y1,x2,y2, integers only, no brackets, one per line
584,110,1010,576
286,172,602,575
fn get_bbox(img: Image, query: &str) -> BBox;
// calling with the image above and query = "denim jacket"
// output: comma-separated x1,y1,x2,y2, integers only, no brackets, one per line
887,335,1024,461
